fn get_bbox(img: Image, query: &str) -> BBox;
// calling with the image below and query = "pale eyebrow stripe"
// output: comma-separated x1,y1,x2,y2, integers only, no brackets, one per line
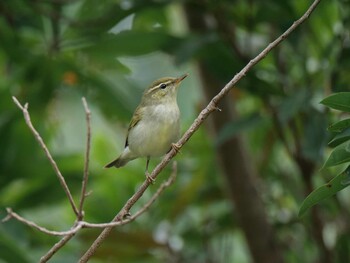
146,80,172,94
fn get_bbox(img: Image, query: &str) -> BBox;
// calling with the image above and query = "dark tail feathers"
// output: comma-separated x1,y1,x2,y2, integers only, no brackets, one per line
104,157,129,169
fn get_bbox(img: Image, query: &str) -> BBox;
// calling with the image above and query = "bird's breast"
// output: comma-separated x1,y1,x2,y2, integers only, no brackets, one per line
128,104,180,157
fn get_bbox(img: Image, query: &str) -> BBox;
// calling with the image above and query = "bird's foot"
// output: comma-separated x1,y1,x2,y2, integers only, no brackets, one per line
145,171,155,184
122,212,131,220
171,143,181,154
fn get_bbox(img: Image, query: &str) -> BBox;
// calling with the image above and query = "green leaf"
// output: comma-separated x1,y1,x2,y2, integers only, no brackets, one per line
298,165,350,217
328,118,350,132
320,92,350,112
80,31,182,57
328,127,350,147
323,142,350,168
133,8,169,32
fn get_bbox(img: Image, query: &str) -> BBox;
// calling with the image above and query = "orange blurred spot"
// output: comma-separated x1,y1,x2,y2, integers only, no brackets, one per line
63,71,78,86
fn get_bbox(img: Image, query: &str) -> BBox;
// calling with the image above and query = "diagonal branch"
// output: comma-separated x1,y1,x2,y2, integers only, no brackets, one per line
79,0,322,261
12,96,79,217
6,0,321,261
40,234,75,263
3,163,177,237
78,162,177,262
7,97,177,262
37,162,177,262
147,0,323,184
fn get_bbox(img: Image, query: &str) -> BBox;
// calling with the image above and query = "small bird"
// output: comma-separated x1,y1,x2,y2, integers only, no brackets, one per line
104,74,188,182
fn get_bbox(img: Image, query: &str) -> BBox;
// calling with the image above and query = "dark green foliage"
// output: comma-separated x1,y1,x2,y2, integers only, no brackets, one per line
300,92,350,216
321,92,350,112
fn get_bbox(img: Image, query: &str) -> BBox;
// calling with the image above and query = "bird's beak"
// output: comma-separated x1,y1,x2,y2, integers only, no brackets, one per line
175,73,188,84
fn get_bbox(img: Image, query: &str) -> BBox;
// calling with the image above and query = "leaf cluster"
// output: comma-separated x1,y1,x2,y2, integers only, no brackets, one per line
299,93,350,217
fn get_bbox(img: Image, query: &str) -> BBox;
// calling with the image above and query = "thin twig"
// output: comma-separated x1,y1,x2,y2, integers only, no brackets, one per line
12,96,79,217
3,163,177,238
79,0,322,261
3,208,83,236
7,0,321,261
78,97,92,220
40,234,76,263
83,162,177,228
78,161,177,262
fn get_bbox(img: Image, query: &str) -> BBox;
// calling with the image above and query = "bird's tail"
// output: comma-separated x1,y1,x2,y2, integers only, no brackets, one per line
104,157,131,168
104,147,136,169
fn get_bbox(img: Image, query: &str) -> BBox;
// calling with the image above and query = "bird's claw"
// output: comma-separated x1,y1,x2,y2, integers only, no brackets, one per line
122,212,131,220
171,143,181,154
145,172,155,184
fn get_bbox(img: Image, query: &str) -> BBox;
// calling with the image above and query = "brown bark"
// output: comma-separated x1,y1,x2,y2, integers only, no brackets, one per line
184,3,284,263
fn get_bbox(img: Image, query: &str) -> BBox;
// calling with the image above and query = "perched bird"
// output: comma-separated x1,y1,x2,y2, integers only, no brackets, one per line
104,74,188,182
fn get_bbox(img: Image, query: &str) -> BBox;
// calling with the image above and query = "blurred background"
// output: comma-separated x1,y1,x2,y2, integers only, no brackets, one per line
1,0,350,262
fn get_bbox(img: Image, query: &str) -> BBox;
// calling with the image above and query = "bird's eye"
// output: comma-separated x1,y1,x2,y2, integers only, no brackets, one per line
160,83,167,89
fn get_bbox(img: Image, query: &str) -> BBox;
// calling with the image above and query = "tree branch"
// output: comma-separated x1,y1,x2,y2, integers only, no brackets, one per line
83,161,177,228
78,97,92,220
6,97,178,262
5,0,321,261
11,96,79,217
3,163,176,237
2,208,83,236
79,0,322,261
40,234,75,263
78,162,177,262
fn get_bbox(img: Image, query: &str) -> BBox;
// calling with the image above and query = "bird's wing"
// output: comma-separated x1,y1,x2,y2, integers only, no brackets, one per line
125,105,144,147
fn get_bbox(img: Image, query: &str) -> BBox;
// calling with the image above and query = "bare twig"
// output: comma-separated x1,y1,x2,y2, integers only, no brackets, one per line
6,0,321,261
79,162,177,262
78,97,92,220
79,0,322,261
83,162,177,228
3,208,83,236
3,163,178,263
12,96,79,217
15,162,177,262
4,163,177,238
40,234,76,263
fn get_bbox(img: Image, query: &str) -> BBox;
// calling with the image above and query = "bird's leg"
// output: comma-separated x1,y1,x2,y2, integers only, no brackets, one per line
145,156,155,184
